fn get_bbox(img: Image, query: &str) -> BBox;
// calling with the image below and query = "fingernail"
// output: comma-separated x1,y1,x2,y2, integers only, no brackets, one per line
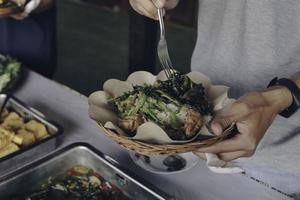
153,0,164,8
211,122,223,135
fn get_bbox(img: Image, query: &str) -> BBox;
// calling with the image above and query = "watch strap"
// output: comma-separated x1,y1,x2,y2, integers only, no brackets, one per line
268,77,300,118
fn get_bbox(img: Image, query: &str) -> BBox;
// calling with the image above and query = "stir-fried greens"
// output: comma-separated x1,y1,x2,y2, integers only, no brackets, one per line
0,54,21,92
109,73,213,140
13,165,129,200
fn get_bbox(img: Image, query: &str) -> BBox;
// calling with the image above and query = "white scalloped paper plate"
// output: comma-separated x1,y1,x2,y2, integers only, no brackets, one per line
88,71,234,144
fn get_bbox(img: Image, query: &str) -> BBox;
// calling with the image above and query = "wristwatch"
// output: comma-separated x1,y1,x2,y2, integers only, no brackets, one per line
268,77,300,118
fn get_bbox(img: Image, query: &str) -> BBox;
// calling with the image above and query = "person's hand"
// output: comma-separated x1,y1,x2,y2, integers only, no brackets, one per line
129,0,179,20
10,0,27,20
11,0,26,6
194,86,293,161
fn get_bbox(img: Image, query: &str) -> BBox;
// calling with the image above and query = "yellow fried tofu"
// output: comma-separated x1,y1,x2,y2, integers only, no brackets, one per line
0,143,19,158
0,127,22,145
25,120,48,140
1,112,24,131
0,134,10,149
17,129,36,147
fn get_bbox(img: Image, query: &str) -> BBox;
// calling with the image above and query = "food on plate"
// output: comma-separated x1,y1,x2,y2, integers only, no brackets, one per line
16,165,129,200
109,73,213,140
0,0,17,8
0,54,21,92
0,110,49,158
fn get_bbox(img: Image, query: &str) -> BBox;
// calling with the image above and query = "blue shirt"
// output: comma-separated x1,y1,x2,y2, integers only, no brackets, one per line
0,9,56,77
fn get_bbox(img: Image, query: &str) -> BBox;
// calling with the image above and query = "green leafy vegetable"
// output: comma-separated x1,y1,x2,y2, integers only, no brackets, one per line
109,73,213,140
0,54,21,92
13,165,128,200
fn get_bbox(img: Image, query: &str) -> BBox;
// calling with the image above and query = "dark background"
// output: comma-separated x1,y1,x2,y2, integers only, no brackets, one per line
54,0,198,95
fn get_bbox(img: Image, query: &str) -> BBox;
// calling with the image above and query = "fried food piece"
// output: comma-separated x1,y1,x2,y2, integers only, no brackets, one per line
0,143,19,158
183,108,203,138
0,127,22,145
17,129,36,147
1,112,24,131
25,120,48,140
118,115,144,134
0,133,10,149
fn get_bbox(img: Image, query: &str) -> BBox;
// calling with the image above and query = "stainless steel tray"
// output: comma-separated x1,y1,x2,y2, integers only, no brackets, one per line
0,143,174,200
0,94,63,162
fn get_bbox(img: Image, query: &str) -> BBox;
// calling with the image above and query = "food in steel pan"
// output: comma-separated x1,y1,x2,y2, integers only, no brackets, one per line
14,165,129,200
109,72,213,140
0,54,21,92
0,110,49,158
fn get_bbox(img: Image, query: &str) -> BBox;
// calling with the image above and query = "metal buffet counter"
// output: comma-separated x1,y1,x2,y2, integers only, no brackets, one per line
0,70,291,200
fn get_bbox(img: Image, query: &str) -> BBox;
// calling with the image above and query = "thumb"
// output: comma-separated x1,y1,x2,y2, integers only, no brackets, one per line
210,115,236,135
152,0,166,8
152,0,179,9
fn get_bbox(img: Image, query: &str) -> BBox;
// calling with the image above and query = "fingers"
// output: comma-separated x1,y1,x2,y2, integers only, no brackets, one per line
194,150,252,162
210,120,230,135
196,134,243,154
152,0,166,8
194,93,270,162
129,0,159,19
210,102,251,135
192,151,206,160
129,0,178,19
211,114,241,135
10,12,28,20
164,0,180,9
10,0,27,20
152,0,179,9
218,151,246,162
193,150,249,162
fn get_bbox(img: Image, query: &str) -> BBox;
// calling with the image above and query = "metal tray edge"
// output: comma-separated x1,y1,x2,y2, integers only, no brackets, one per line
0,142,175,200
0,95,64,163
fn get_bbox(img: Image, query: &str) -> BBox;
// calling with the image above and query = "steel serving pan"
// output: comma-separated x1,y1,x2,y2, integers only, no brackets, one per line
0,94,63,162
0,143,174,200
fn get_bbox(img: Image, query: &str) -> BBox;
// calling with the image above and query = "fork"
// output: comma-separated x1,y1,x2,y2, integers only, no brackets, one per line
157,8,175,80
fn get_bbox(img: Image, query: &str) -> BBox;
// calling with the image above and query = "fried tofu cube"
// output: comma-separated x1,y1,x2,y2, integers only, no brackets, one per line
0,127,23,145
17,129,36,147
25,120,48,140
1,112,24,131
0,143,19,158
0,133,10,149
